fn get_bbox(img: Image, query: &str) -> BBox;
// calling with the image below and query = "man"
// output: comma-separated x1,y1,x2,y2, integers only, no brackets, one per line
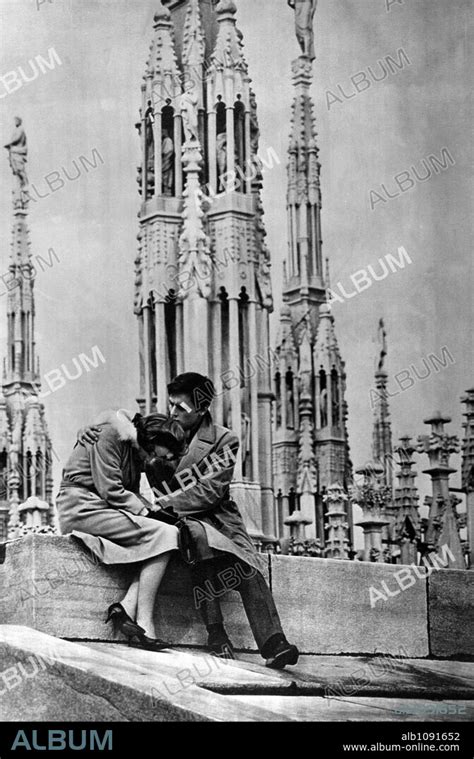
157,372,299,670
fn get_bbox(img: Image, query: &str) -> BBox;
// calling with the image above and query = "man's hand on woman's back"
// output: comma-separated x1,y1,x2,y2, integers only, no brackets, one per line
77,425,102,446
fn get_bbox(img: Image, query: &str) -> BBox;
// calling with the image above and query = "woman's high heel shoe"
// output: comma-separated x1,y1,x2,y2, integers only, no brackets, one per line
128,630,170,652
106,603,145,638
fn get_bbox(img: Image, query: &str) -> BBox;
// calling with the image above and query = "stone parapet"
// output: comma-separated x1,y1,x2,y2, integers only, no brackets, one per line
1,536,473,658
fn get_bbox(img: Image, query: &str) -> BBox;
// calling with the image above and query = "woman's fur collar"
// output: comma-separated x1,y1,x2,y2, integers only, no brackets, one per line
93,408,138,444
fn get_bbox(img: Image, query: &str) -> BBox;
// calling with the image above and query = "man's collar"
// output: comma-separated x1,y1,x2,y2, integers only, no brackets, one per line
187,412,215,445
175,413,216,474
198,412,215,442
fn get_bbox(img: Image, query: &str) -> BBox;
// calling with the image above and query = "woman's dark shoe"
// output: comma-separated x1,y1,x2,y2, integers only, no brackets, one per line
106,603,145,638
265,639,299,670
128,632,170,652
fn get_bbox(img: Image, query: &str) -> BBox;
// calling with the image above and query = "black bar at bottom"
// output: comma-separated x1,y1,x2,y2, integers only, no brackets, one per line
0,721,472,757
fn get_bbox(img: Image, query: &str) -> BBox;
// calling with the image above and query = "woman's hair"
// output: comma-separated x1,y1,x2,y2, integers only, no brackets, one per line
132,413,187,456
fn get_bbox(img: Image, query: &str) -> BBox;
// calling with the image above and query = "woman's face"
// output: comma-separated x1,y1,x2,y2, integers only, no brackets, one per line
144,446,178,487
152,444,176,460
136,443,175,470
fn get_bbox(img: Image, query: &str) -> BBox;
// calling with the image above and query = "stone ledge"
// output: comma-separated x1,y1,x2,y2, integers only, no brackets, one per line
2,536,473,658
0,535,268,650
428,570,474,658
269,555,429,657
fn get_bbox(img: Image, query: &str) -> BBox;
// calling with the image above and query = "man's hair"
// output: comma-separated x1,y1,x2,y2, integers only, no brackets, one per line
167,372,215,413
132,413,187,455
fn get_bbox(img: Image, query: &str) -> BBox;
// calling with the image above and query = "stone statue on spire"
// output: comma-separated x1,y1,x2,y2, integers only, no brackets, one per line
377,317,387,371
180,88,199,144
4,117,28,189
288,0,317,61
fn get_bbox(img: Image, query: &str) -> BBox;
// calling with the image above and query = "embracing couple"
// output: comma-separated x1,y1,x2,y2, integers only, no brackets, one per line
56,373,299,670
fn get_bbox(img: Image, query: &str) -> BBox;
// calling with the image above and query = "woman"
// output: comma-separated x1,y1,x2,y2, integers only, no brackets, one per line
56,408,187,652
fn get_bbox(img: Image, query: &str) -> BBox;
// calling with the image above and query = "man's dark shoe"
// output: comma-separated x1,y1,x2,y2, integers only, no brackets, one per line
265,639,299,669
128,633,170,652
208,632,236,660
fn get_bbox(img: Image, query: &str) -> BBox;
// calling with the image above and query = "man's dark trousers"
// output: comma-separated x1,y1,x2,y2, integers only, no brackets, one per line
192,555,284,653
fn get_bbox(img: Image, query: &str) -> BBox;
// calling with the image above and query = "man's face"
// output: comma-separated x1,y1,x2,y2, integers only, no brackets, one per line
168,393,203,432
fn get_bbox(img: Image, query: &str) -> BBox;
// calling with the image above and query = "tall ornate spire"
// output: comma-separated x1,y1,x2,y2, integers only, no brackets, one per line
461,388,474,567
139,4,182,201
209,1,248,85
273,1,352,552
206,0,251,197
2,118,55,539
3,118,38,390
324,484,350,559
273,297,299,535
417,412,465,567
392,435,420,565
178,132,212,375
274,301,298,435
147,4,181,93
0,393,10,541
353,461,391,563
313,305,351,475
371,319,393,487
181,0,206,157
285,0,323,330
296,319,317,536
136,3,278,546
370,319,395,558
284,41,324,330
182,0,206,97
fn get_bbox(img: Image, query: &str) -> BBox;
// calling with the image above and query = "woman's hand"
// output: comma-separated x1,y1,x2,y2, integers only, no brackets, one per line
148,503,178,524
77,425,102,446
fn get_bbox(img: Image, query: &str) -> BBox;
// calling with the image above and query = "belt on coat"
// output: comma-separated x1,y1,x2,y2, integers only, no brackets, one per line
58,480,100,498
56,481,145,528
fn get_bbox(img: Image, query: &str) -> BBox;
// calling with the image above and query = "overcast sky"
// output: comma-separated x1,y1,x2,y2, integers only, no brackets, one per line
0,0,472,536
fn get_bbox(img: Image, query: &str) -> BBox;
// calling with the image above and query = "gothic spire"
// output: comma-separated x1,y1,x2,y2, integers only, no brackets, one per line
182,0,206,108
0,395,10,455
146,4,181,92
285,53,323,307
2,117,55,538
209,1,248,86
392,435,420,565
3,118,38,390
312,303,351,489
276,296,298,363
417,412,465,567
313,303,344,371
461,388,474,568
371,318,393,489
178,142,211,300
273,0,352,551
296,319,317,533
